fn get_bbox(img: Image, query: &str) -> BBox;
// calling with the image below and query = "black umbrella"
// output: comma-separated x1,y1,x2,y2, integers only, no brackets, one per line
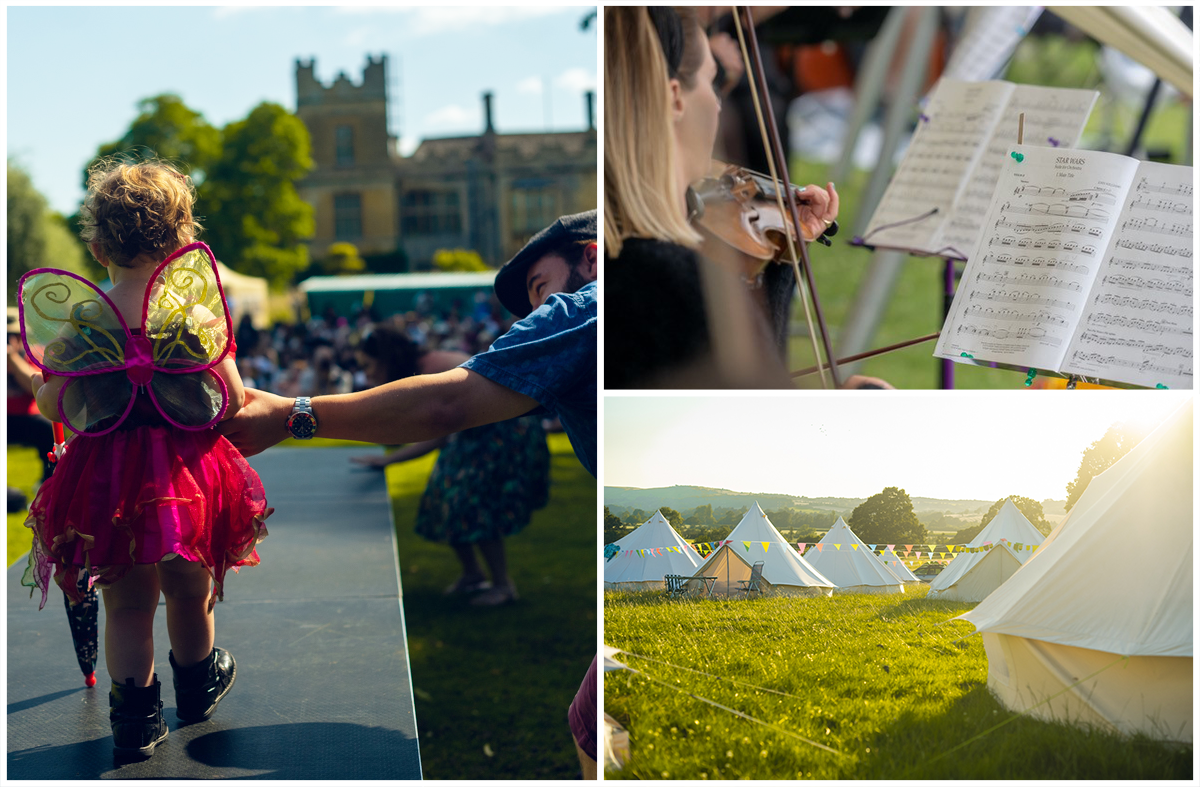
49,425,98,687
63,577,99,687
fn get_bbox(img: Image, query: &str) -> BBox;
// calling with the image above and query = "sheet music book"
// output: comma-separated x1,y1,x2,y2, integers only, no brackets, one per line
935,145,1193,389
861,79,1098,259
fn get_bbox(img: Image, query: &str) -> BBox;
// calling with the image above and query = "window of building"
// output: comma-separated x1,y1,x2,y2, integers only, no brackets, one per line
401,190,462,236
335,125,355,167
510,185,559,239
334,193,362,240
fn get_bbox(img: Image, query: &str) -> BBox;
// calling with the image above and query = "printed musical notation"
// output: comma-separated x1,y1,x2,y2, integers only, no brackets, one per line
968,289,1075,310
1101,274,1192,296
1135,176,1193,197
1118,216,1191,238
1085,312,1192,336
938,146,1192,388
1091,293,1192,317
982,253,1090,275
955,323,1062,347
1129,195,1190,213
1113,238,1192,257
989,235,1097,256
976,271,1083,292
1107,256,1189,277
1002,200,1111,222
1060,158,1193,387
962,306,1068,327
1068,352,1192,379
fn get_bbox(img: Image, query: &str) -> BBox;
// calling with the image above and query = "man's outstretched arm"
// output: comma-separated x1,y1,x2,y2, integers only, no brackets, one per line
218,367,540,456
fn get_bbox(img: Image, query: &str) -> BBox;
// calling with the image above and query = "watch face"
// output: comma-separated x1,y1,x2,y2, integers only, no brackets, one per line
288,412,317,439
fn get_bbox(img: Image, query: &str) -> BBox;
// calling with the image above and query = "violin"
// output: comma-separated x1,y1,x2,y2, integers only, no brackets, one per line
687,160,838,283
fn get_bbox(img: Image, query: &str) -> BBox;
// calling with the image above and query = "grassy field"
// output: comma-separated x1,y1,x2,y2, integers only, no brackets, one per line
604,586,1191,780
8,435,597,780
385,431,597,780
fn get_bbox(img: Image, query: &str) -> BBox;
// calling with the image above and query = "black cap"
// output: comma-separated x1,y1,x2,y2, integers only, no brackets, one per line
494,210,597,318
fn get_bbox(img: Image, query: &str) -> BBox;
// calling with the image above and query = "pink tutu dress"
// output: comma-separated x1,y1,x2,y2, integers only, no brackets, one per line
18,243,270,609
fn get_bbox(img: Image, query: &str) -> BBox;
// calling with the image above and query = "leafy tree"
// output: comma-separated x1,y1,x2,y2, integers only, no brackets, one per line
200,102,315,287
8,162,46,302
717,507,741,525
1065,422,1150,511
85,94,221,187
659,507,683,530
433,248,489,272
684,504,715,526
8,162,99,302
604,506,628,543
978,495,1050,536
848,487,927,545
623,508,648,526
321,242,367,276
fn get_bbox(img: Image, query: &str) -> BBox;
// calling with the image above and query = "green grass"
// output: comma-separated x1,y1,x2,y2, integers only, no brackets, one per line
387,432,596,779
7,446,43,568
604,585,1191,780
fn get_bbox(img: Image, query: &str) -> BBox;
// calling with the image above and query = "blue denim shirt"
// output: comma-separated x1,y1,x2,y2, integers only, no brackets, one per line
461,282,596,477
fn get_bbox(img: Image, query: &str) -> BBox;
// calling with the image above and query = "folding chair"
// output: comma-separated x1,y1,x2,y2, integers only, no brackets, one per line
663,574,689,598
738,561,765,597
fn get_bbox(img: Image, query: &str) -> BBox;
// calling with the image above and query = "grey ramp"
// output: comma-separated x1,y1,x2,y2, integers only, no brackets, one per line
7,446,421,779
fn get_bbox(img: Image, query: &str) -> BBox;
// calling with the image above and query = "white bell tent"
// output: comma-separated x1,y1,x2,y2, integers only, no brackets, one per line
877,547,921,583
926,498,1045,602
689,502,833,597
959,400,1193,743
604,510,702,591
803,517,905,594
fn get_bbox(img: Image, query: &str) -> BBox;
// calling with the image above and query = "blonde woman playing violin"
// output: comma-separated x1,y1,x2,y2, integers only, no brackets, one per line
604,6,876,389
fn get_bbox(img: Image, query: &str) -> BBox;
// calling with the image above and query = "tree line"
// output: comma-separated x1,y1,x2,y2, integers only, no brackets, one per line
10,93,314,302
606,421,1150,547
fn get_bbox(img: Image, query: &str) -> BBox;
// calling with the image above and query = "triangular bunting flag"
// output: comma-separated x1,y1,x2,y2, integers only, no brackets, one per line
905,544,913,552
887,544,896,551
852,544,859,551
743,541,752,552
763,542,770,553
835,544,842,551
816,544,824,552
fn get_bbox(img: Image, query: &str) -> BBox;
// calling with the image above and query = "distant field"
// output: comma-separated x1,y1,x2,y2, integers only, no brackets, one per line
605,586,1190,780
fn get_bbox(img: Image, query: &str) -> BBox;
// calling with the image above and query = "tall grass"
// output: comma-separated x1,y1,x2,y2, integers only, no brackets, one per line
604,586,1191,779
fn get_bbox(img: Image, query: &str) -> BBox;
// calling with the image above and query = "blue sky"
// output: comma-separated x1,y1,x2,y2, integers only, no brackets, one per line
8,5,597,215
604,393,1188,502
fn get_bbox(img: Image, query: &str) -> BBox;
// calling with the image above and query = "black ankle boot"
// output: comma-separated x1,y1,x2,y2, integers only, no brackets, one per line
170,647,236,722
109,675,169,757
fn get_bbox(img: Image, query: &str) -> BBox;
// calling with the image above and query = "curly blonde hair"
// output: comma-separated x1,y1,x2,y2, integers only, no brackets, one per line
79,158,202,267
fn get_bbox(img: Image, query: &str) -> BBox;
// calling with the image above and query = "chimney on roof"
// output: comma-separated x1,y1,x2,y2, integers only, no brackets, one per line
482,91,495,134
585,90,595,131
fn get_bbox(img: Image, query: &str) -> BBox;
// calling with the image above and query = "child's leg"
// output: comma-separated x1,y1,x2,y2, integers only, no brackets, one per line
157,559,214,668
102,565,161,687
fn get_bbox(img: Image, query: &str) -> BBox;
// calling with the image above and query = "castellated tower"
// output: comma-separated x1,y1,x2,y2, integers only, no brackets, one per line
295,55,399,258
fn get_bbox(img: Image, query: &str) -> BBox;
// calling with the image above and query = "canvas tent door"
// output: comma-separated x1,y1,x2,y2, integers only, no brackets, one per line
927,543,1025,602
690,544,830,598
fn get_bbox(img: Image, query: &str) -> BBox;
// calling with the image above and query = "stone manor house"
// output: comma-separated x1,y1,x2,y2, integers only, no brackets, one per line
295,55,597,270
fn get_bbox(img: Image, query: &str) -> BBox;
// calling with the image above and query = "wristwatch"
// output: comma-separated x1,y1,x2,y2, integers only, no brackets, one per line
286,396,318,440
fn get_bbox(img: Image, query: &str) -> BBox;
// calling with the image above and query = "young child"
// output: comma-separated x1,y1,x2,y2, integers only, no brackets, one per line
19,159,271,758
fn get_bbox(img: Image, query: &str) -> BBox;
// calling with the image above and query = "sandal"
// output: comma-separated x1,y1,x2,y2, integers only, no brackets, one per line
443,576,492,596
470,581,519,606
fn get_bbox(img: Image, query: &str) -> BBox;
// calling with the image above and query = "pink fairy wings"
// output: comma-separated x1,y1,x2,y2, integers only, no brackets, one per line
17,242,232,435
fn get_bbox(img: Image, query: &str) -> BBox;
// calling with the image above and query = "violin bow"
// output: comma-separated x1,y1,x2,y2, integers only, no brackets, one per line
731,6,842,389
